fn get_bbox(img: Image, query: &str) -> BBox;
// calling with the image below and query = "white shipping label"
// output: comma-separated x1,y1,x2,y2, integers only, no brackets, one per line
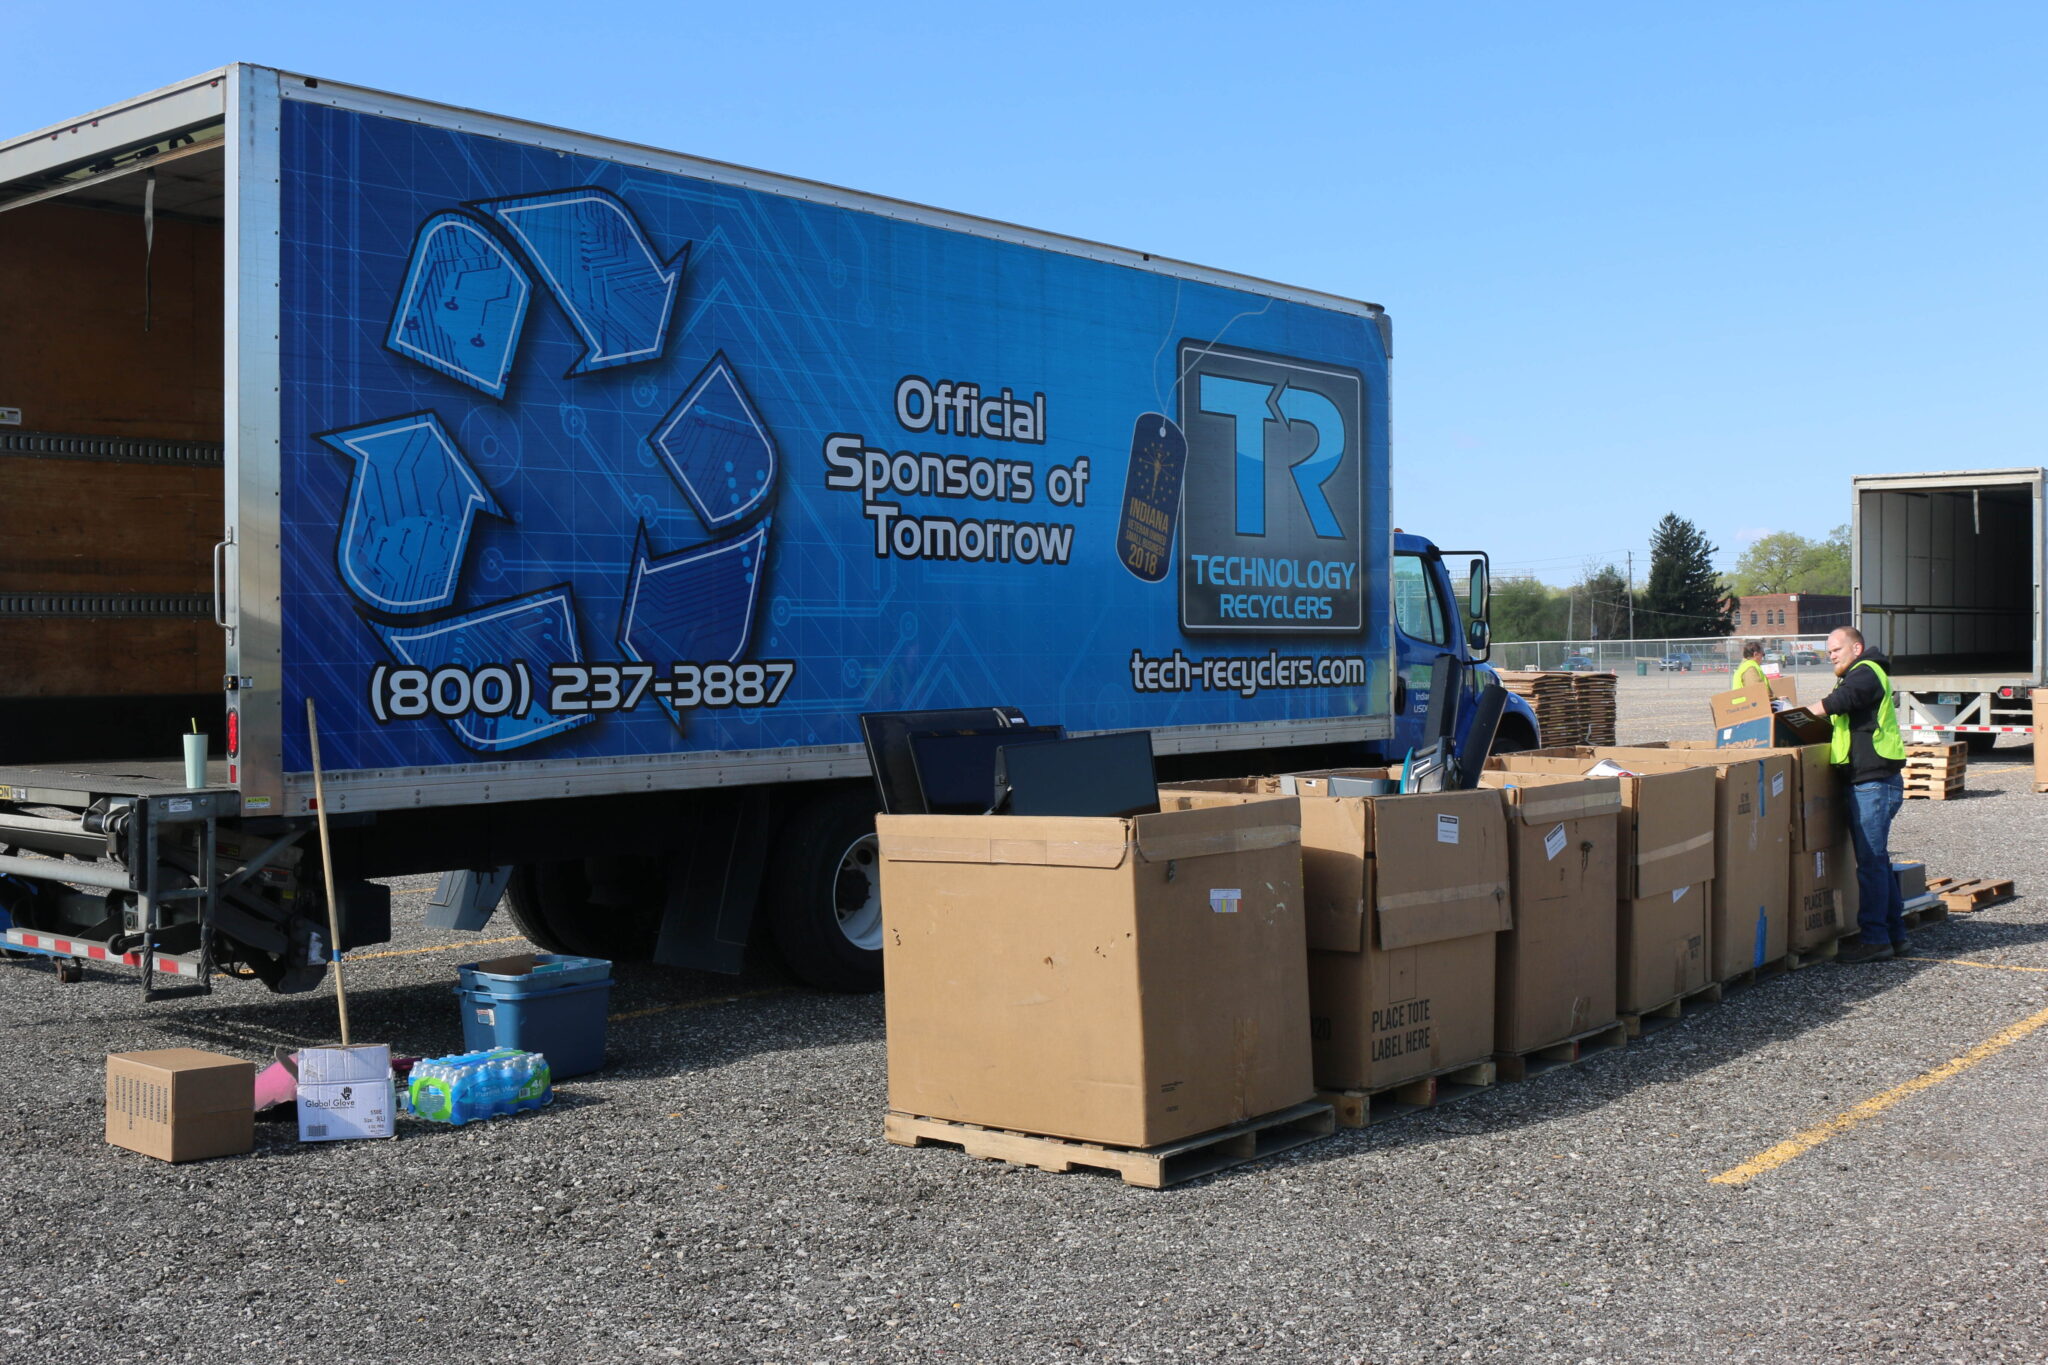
1815,850,1826,877
1208,889,1242,914
1437,814,1461,844
1544,823,1568,861
1672,885,1689,902
1772,773,1786,798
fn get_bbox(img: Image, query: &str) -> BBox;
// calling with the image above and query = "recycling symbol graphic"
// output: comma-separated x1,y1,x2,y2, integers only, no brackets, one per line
315,185,776,752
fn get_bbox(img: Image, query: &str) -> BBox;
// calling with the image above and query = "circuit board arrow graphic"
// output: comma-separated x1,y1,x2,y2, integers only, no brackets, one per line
477,187,686,375
384,211,532,398
319,412,506,615
647,353,778,530
616,521,769,725
377,587,593,752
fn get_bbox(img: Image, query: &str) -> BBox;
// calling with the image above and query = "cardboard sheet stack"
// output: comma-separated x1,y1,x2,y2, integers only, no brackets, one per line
1499,671,1593,746
1573,671,1618,746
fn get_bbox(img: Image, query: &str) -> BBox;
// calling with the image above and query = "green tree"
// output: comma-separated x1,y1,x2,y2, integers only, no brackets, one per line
1641,513,1734,636
1491,575,1565,642
1729,526,1851,596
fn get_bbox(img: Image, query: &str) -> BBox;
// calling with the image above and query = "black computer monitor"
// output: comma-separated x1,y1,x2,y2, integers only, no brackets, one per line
908,727,1065,814
858,707,1034,814
993,731,1159,819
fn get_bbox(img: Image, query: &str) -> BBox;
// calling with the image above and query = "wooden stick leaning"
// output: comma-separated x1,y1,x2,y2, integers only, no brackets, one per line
306,697,352,1046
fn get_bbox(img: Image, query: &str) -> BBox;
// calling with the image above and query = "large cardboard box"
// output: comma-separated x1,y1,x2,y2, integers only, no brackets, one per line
1529,746,1792,979
1618,881,1710,1012
1710,681,1830,750
106,1049,255,1163
1642,739,1839,854
1161,774,1509,1094
2035,690,2048,790
877,800,1313,1148
1486,753,1714,1013
1473,773,1621,1052
1486,754,1714,898
1790,839,1859,951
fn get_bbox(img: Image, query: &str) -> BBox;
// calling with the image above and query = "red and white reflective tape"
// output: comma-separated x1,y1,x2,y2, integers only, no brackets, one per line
1,929,203,977
1906,724,2035,734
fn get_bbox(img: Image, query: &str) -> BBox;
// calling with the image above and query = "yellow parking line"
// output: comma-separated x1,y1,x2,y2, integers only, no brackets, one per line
346,935,527,962
611,988,787,1020
1899,956,2048,974
1711,1003,2048,1185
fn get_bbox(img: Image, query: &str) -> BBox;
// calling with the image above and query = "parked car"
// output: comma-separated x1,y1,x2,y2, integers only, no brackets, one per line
1561,656,1597,671
1658,653,1694,672
1763,651,1785,665
1791,650,1824,666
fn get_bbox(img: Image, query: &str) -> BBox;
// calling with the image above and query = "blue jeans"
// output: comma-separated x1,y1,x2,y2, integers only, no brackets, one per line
1845,775,1906,946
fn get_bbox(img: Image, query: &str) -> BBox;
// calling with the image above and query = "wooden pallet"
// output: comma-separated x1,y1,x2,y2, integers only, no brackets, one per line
1620,983,1723,1037
1719,954,1793,995
1493,1021,1628,1083
1926,876,2016,914
1319,1060,1498,1129
882,1102,1334,1189
1904,741,1967,762
1902,772,1967,801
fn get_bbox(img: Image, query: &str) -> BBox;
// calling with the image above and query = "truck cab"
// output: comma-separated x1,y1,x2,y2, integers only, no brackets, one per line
1388,532,1541,760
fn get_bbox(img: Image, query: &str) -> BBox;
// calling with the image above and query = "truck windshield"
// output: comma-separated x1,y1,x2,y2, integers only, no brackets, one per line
1393,554,1448,645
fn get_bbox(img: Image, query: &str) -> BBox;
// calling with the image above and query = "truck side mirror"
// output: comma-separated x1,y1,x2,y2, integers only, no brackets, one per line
1466,618,1490,658
1467,558,1489,621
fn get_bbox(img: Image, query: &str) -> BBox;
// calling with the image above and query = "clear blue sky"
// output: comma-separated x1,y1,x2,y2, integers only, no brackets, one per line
8,2,2042,585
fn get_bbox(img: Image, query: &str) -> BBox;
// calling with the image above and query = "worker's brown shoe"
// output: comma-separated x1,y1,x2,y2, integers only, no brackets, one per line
1838,941,1895,964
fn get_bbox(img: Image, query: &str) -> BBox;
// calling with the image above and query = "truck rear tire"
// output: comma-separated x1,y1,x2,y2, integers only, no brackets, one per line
763,787,884,993
503,859,662,962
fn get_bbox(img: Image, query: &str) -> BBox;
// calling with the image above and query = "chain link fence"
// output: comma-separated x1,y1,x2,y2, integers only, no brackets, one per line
1492,635,1832,675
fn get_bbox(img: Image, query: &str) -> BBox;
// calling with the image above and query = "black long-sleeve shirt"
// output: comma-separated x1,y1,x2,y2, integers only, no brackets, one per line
1819,648,1907,784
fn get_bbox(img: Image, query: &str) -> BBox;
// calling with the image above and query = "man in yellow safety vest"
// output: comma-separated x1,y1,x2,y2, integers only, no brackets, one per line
1808,626,1908,961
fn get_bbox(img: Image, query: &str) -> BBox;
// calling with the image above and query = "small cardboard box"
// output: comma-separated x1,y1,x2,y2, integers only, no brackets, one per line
877,800,1313,1148
1893,859,1928,903
1790,840,1859,950
1473,773,1622,1052
1162,773,1509,1094
1528,747,1792,980
106,1049,255,1163
296,1044,396,1142
1711,682,1830,750
1619,881,1711,1013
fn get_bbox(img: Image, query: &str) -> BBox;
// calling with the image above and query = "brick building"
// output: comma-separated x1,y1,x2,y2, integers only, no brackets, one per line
1727,592,1850,638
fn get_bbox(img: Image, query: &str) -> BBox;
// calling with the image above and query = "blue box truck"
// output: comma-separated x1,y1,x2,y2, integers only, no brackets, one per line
0,66,1536,997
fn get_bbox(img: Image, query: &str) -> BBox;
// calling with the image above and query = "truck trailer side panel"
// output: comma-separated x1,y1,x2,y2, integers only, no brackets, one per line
243,77,1393,813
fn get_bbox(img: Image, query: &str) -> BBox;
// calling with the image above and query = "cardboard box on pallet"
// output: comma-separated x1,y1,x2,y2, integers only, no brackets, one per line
1484,754,1715,1013
1471,772,1622,1052
877,799,1313,1149
2035,689,2048,790
1160,773,1509,1095
1528,746,1792,980
1639,739,1840,854
1790,839,1860,950
106,1049,255,1163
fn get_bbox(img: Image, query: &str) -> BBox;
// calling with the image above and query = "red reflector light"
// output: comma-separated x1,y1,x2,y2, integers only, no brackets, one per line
226,709,240,756
1999,687,2015,699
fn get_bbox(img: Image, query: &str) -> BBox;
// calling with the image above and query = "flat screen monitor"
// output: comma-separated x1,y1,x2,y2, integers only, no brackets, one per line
908,727,1065,814
859,707,1030,814
994,731,1159,819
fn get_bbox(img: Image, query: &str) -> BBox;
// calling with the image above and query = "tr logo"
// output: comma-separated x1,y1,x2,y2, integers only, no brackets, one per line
1178,342,1366,634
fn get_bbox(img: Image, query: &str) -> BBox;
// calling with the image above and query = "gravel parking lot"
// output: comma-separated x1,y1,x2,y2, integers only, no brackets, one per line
4,688,2044,1364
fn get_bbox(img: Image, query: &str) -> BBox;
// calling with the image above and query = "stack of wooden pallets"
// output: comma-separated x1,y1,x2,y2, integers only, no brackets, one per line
1573,671,1618,746
1902,741,1967,801
1498,670,1609,747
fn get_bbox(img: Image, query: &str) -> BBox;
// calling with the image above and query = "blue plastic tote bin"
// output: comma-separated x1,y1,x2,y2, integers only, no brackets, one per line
457,952,611,995
457,975,612,1079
